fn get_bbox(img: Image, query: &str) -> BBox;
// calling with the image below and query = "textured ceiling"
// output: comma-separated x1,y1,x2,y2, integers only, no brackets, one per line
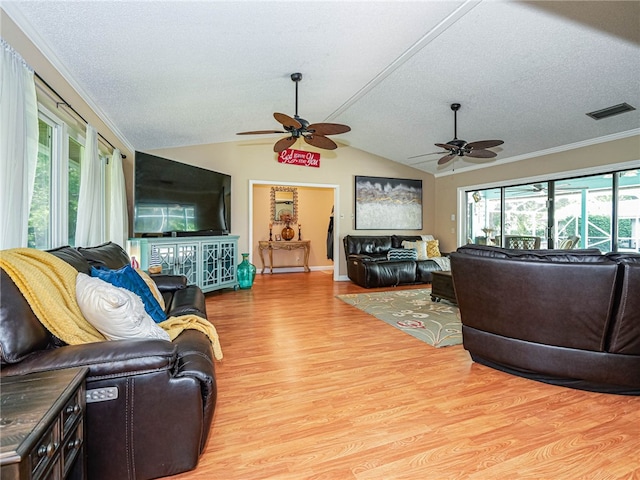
3,1,639,175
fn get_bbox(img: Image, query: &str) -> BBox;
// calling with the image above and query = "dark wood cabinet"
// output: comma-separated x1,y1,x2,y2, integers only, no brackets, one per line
1,368,87,480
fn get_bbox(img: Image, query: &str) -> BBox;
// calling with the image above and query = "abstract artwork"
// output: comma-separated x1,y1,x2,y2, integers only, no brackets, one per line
355,176,422,229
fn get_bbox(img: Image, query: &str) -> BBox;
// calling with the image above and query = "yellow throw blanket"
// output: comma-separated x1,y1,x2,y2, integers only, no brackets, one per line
0,248,223,360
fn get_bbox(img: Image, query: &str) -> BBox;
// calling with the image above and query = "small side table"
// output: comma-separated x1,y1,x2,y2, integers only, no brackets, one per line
258,240,311,274
430,270,457,304
0,368,88,480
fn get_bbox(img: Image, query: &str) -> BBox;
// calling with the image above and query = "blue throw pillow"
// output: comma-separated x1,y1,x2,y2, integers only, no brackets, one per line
90,265,167,323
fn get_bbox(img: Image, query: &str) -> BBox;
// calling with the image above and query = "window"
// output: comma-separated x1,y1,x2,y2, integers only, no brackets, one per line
504,182,549,248
67,137,82,246
617,169,640,252
464,168,639,253
466,188,501,245
28,118,54,249
28,106,108,249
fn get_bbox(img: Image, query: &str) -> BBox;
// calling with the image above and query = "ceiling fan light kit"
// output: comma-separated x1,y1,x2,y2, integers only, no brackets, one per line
412,103,504,166
237,73,351,153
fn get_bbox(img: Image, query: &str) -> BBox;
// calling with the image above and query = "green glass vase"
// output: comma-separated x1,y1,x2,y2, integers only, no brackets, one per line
237,253,256,289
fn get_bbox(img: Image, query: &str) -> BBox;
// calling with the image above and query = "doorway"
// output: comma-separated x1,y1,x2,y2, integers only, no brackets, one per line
249,180,340,280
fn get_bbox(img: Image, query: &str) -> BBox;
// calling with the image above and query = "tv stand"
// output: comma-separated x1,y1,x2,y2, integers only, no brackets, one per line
128,235,239,293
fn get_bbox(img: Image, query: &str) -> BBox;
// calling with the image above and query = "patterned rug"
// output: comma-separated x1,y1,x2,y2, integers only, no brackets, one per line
336,288,462,348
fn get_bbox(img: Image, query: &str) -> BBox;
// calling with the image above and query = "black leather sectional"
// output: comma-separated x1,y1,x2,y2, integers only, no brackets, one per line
343,235,444,288
450,244,640,395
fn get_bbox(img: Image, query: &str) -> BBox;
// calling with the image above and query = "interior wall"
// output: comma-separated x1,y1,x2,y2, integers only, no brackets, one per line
433,135,640,252
252,184,334,272
150,141,435,278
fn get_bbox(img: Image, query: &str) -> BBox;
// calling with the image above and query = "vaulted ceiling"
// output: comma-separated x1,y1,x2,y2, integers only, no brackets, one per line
4,1,639,175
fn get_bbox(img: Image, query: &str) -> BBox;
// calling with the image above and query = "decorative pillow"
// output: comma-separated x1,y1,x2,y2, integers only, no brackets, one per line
421,234,435,241
76,273,169,341
91,265,167,323
135,268,165,311
427,240,441,258
403,240,428,260
387,248,418,260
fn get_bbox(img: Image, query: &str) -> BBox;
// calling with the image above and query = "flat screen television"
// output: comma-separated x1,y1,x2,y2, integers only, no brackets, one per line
134,152,231,236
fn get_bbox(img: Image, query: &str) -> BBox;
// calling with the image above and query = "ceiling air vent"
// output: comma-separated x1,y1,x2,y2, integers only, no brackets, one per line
586,103,636,120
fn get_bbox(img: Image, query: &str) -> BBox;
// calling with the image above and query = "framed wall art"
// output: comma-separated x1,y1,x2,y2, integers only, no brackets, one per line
355,175,423,230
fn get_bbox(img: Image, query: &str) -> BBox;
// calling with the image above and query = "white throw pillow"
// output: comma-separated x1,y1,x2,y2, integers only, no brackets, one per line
414,240,428,260
75,273,169,341
401,240,428,260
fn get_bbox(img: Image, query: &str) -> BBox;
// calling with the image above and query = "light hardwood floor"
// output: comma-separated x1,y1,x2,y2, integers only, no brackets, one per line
167,271,640,480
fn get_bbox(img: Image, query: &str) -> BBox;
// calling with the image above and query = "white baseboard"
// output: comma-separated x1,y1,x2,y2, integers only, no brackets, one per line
259,266,333,274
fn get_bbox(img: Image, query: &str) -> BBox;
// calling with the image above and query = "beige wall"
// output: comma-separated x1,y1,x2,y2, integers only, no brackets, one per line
150,141,435,277
434,136,640,253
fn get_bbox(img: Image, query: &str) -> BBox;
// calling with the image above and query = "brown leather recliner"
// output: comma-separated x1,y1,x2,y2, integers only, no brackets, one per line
450,244,640,395
0,242,217,480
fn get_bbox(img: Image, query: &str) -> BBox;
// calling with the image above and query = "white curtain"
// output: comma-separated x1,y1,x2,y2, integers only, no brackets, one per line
108,148,129,248
75,125,103,246
0,39,39,249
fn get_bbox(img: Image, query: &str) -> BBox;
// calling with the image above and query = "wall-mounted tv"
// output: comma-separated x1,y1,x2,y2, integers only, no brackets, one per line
134,152,231,236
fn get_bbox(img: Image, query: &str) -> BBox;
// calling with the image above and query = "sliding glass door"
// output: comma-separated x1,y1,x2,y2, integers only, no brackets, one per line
554,175,612,251
617,169,640,252
464,168,639,253
466,188,501,246
504,182,549,248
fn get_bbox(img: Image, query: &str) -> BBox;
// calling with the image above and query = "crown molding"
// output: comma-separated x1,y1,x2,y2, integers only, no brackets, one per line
2,4,136,154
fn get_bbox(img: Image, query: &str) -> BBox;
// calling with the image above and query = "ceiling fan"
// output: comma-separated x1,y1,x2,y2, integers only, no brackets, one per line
410,103,504,165
237,73,351,153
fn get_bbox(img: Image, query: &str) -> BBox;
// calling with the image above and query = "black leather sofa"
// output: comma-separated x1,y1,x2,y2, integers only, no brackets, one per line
450,244,640,395
343,235,445,288
0,242,217,479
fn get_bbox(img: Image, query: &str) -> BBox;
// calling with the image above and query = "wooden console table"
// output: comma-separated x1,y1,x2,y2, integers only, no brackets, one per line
258,240,311,274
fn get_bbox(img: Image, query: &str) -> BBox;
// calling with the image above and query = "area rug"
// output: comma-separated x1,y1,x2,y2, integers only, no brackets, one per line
336,289,462,348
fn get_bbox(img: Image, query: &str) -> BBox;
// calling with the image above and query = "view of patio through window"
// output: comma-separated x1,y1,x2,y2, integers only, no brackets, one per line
466,168,639,252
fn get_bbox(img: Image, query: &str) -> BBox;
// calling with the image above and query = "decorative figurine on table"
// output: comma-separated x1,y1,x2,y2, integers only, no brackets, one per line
280,214,295,241
269,223,273,241
298,224,301,241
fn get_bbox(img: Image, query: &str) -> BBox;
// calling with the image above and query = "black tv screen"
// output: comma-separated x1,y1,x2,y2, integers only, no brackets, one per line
134,152,231,235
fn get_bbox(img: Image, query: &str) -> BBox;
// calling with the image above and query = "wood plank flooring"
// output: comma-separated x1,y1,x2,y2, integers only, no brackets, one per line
167,272,640,480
